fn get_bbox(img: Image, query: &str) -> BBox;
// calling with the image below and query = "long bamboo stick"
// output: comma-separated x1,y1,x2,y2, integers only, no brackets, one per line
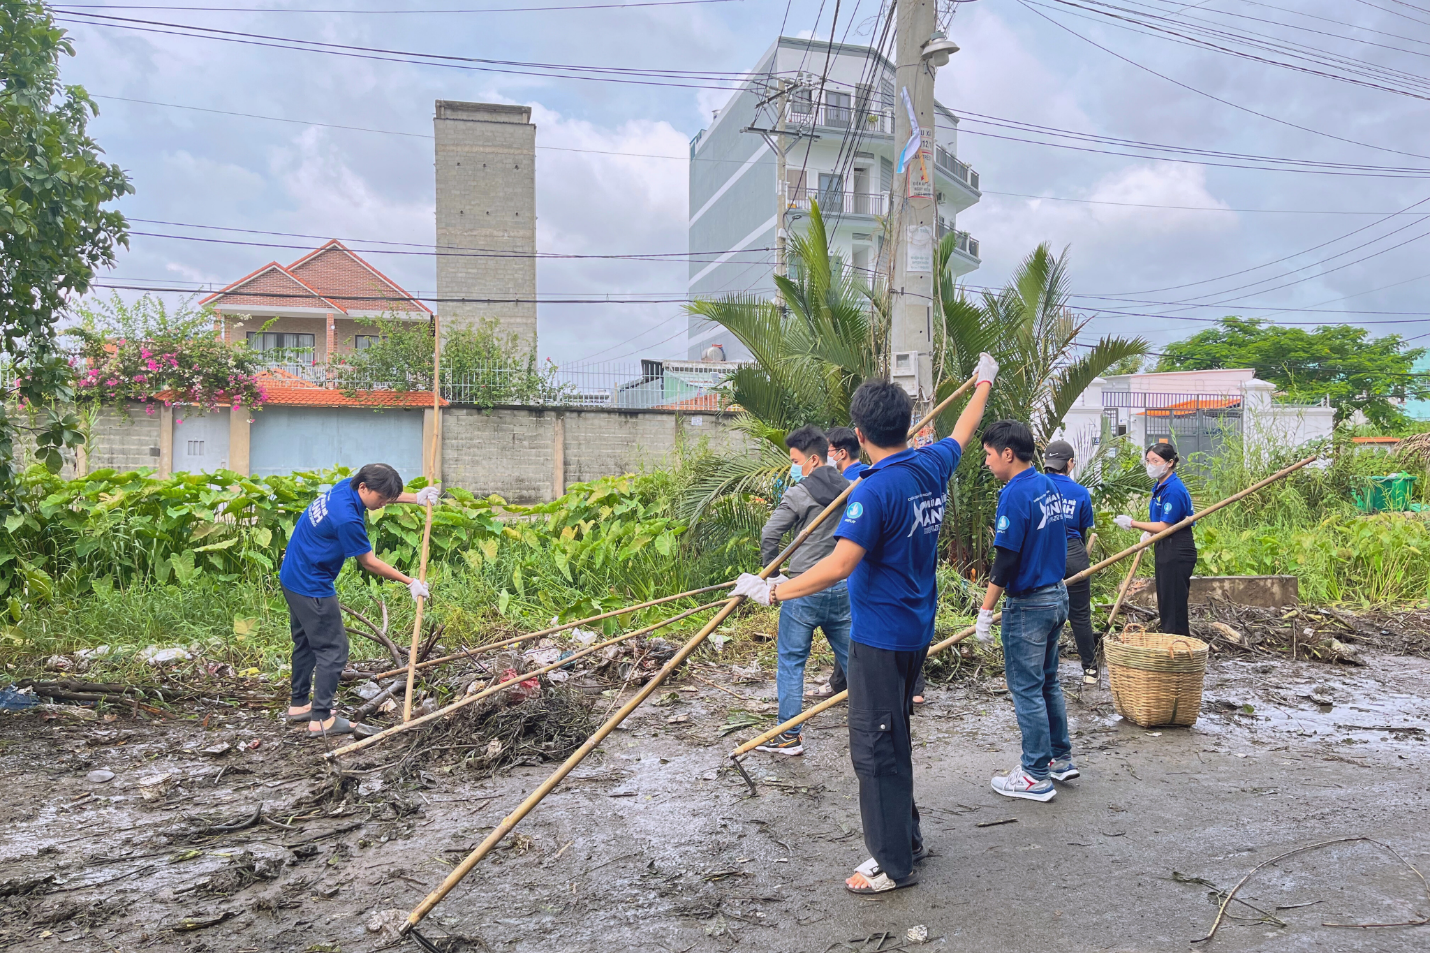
370,581,735,680
402,316,443,723
1102,546,1145,636
399,376,984,934
325,599,726,760
730,452,1320,758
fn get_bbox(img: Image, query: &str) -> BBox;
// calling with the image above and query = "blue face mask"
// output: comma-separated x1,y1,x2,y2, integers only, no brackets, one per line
789,462,805,484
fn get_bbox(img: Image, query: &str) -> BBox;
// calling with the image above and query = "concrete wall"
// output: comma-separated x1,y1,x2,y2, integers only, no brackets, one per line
84,405,164,474
248,406,425,479
442,405,752,503
434,101,537,345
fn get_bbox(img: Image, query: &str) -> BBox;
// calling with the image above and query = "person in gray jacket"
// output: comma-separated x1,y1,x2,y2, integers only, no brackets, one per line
754,425,852,756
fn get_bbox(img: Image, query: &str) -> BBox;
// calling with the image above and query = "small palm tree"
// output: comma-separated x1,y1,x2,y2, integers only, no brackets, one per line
933,240,1149,568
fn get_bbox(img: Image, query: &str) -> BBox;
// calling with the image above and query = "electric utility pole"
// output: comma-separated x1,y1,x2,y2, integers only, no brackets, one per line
889,0,953,405
745,78,816,311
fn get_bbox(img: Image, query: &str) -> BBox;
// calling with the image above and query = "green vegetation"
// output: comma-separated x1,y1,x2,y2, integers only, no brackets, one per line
1,1,132,484
1155,316,1429,428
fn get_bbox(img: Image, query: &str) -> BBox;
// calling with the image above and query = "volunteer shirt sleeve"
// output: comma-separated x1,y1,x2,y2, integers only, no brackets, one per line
1166,480,1194,523
337,513,373,559
922,437,964,482
834,482,880,551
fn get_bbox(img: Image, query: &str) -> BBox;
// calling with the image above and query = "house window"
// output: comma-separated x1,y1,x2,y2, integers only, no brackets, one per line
354,335,383,351
790,87,814,118
818,172,845,213
824,91,851,128
248,331,315,359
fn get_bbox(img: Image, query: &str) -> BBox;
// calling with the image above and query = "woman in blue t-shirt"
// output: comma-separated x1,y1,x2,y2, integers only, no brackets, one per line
1115,443,1197,635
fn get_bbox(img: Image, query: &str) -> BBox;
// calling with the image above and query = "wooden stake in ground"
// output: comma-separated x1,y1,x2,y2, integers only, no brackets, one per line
402,315,442,724
398,376,982,936
730,452,1321,760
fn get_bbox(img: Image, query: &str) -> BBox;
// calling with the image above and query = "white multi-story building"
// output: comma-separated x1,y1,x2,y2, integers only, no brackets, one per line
686,36,982,360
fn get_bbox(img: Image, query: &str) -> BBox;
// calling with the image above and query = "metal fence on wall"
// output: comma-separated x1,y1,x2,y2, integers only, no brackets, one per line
1102,391,1245,459
260,359,742,411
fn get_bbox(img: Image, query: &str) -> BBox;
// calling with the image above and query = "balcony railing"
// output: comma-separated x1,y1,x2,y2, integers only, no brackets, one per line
937,219,980,261
789,187,887,216
934,145,980,191
787,103,895,135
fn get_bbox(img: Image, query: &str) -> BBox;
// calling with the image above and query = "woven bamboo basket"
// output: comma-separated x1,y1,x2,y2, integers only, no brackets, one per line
1106,625,1209,727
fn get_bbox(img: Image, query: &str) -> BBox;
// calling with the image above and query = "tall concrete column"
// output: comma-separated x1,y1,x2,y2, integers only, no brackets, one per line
891,0,940,403
158,405,174,477
229,405,251,476
552,414,566,500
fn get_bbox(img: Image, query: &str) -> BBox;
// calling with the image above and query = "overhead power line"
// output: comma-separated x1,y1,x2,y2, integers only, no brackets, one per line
58,1,741,12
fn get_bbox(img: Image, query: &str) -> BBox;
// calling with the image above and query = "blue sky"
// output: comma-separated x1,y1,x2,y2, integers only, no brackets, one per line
55,0,1430,366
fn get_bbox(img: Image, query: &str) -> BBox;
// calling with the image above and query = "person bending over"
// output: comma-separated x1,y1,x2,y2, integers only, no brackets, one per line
736,354,997,895
753,426,852,755
976,422,1074,802
279,463,438,738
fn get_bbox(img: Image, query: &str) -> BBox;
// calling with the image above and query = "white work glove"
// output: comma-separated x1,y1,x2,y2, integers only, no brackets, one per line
732,572,788,606
975,352,999,387
973,608,995,644
1140,531,1152,544
414,485,440,507
408,579,430,602
1114,514,1134,531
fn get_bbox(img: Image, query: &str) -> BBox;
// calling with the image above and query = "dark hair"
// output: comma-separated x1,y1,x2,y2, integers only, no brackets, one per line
351,463,404,500
1148,442,1179,467
785,425,829,460
981,420,1036,462
849,380,912,448
826,426,861,459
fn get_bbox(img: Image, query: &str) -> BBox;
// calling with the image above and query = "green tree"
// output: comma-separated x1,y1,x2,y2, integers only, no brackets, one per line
1154,316,1428,428
1,1,131,480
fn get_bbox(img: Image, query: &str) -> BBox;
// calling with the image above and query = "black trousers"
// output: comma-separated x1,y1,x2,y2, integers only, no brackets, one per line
1064,537,1096,668
1154,531,1197,636
846,640,926,881
283,586,349,721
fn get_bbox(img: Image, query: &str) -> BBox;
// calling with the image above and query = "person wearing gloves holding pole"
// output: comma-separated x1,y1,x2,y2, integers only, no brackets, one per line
1114,442,1196,635
280,463,439,738
734,353,998,896
752,426,852,754
1042,440,1098,684
976,421,1072,802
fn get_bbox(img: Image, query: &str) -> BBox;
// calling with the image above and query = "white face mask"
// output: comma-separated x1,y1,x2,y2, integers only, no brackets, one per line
1146,461,1169,480
789,462,805,484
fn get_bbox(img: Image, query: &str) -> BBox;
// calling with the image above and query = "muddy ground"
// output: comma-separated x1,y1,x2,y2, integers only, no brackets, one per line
4,633,1430,953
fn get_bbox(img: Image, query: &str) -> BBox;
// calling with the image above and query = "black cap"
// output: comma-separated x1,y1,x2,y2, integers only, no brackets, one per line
1044,440,1075,469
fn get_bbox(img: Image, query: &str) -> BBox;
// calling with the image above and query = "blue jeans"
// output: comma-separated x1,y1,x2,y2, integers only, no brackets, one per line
776,581,852,728
1001,583,1072,779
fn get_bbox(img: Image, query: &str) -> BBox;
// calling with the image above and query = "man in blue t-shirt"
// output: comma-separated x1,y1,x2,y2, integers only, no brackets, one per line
1043,440,1098,683
741,354,998,895
279,463,439,738
975,421,1072,802
826,426,868,481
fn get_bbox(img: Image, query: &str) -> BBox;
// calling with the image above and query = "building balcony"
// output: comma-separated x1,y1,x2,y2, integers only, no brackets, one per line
785,103,895,137
937,218,980,266
934,144,980,211
790,187,887,217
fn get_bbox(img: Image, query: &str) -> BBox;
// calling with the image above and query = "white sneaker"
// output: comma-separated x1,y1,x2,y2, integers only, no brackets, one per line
991,765,1056,802
1049,757,1080,782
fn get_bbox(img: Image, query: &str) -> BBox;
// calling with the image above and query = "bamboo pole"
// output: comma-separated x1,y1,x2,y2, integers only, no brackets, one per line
370,582,735,680
399,376,983,934
325,599,725,761
1102,546,1145,636
730,452,1320,758
402,316,442,723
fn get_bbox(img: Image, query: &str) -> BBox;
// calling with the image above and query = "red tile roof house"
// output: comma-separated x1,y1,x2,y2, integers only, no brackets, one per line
201,239,431,370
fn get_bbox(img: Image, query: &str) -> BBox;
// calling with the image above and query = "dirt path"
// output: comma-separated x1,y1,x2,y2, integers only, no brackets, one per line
3,649,1428,953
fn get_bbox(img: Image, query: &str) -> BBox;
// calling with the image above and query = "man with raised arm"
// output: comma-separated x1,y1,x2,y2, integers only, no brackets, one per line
733,354,998,895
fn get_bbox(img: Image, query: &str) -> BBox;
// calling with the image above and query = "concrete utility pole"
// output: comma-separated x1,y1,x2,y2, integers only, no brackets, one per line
745,78,815,311
890,0,944,404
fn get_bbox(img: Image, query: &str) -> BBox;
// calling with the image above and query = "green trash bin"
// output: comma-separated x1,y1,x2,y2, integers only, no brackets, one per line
1353,473,1420,513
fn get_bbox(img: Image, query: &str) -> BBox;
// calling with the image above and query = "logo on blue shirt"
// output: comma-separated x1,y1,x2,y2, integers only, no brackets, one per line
1163,501,1173,514
997,515,1009,532
846,502,864,520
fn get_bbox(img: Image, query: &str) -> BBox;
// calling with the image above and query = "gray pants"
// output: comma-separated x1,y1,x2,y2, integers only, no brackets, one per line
282,587,348,721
